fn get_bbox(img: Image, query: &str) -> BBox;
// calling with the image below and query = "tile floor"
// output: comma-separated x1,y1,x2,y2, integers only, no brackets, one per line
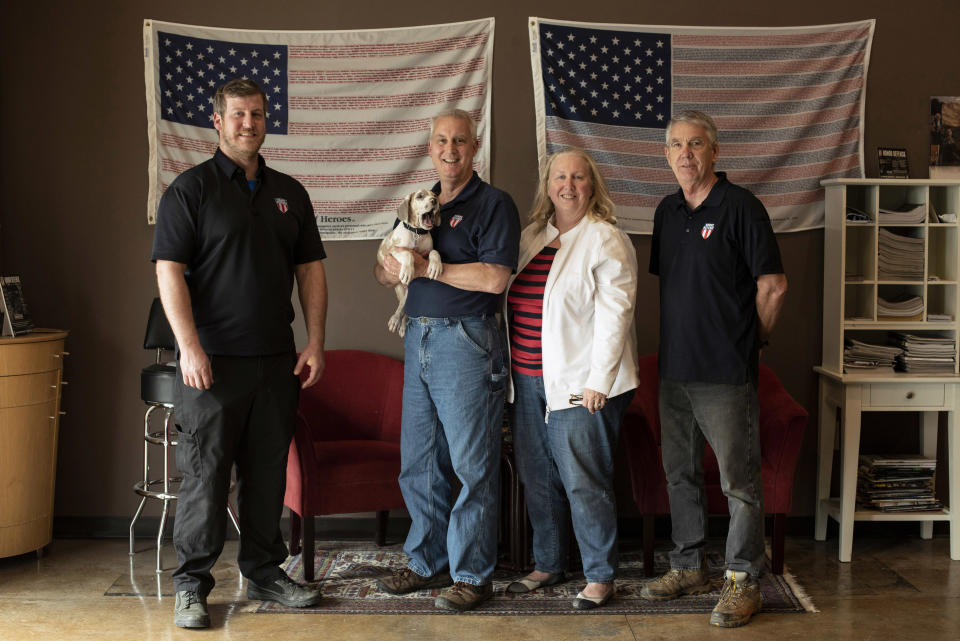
1,535,959,640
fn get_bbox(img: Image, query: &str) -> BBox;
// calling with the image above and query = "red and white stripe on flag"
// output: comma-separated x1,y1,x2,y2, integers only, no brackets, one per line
144,18,494,240
529,17,875,234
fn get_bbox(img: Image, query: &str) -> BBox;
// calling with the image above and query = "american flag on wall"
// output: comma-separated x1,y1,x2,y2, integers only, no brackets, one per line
529,17,875,233
143,18,494,239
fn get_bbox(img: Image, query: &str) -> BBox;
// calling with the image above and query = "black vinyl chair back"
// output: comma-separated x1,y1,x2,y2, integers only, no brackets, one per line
144,298,175,363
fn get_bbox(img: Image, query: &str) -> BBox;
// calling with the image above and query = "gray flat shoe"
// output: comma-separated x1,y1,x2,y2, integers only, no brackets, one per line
506,572,567,594
572,587,614,610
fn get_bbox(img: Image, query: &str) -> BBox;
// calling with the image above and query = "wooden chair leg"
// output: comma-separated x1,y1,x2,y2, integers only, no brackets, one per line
771,513,786,574
288,511,302,556
643,514,656,577
303,514,315,582
375,510,388,546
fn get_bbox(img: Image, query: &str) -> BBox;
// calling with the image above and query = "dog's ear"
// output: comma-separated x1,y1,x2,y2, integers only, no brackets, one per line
396,193,412,223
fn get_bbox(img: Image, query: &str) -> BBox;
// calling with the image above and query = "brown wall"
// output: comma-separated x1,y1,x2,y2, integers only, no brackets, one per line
1,1,958,521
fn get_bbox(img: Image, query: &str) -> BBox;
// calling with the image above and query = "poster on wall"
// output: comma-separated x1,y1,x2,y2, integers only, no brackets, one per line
529,17,875,233
930,97,960,179
143,18,495,240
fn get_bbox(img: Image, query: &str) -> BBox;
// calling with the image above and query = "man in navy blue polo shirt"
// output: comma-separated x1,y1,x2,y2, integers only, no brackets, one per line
641,111,787,628
153,79,327,629
374,109,520,611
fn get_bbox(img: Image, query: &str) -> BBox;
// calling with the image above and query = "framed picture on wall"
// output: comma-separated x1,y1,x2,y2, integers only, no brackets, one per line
930,96,960,179
878,147,909,178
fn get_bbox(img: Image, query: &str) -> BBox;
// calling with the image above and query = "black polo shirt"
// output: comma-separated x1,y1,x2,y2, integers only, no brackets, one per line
404,172,520,318
152,148,325,356
649,172,783,384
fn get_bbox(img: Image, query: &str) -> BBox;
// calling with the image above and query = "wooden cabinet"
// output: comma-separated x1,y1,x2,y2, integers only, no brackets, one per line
816,179,960,561
0,330,68,558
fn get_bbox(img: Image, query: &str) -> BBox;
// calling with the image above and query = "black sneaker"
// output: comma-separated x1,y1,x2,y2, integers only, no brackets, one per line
173,590,209,629
246,574,322,608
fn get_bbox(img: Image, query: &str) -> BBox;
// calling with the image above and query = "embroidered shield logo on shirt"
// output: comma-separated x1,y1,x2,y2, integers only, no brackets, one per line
701,223,715,239
274,198,289,214
450,214,463,228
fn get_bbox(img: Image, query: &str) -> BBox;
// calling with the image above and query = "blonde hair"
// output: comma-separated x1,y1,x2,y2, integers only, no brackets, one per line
529,148,616,229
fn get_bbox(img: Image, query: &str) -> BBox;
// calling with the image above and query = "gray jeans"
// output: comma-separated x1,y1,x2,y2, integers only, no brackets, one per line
659,376,765,577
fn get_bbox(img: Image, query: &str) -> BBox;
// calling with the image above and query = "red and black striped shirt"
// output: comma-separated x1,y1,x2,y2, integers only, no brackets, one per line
507,246,558,377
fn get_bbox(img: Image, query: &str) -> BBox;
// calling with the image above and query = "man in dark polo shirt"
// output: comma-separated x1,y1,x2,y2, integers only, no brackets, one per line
373,109,520,612
641,111,787,628
152,79,327,629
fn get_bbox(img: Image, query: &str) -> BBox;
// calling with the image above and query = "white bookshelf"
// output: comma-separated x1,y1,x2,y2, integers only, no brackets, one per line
821,178,960,373
815,178,960,562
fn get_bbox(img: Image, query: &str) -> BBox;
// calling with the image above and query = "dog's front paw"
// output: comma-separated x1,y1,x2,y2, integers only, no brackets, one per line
426,250,443,280
398,264,414,285
388,311,407,335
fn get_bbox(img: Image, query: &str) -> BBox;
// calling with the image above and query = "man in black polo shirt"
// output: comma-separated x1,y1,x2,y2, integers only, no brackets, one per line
373,109,520,611
152,79,327,629
641,110,787,628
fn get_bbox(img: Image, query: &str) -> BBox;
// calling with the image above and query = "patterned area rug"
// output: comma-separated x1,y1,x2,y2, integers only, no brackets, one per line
257,541,815,616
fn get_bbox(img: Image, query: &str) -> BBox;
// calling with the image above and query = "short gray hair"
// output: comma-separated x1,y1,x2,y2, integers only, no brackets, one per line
665,110,718,147
430,109,477,141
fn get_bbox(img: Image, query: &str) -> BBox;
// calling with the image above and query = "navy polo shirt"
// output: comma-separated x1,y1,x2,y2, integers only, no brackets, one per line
404,172,520,318
151,148,325,356
649,172,783,384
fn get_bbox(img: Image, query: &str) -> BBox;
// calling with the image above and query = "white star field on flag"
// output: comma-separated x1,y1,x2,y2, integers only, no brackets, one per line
539,24,671,129
158,31,288,134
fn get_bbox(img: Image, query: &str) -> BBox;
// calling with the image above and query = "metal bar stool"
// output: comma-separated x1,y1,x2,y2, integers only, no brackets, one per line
129,298,240,573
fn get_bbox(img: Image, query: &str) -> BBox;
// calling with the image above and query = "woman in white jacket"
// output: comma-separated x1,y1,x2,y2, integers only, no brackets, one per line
505,149,639,609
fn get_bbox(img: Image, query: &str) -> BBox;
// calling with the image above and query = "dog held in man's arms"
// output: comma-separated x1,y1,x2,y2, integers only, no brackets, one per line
377,189,442,337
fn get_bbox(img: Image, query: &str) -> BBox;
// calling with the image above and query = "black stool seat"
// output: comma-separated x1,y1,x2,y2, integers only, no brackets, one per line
141,363,176,405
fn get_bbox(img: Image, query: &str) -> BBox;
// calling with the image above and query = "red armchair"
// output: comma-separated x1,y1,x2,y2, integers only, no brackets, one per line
621,354,807,575
284,349,406,581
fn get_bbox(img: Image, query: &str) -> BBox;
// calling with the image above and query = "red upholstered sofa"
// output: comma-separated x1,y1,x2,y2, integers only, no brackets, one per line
284,349,405,581
620,354,807,575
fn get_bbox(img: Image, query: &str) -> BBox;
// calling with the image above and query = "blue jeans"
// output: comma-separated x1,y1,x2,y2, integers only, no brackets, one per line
511,372,632,583
398,315,506,585
658,377,764,577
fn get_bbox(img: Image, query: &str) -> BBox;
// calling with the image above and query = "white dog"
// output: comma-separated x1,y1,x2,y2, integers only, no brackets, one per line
377,189,443,336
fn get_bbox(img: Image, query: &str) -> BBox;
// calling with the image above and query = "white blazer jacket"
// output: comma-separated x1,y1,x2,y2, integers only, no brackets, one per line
505,215,640,416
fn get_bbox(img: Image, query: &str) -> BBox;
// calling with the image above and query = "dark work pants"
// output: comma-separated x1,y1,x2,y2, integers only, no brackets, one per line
172,353,299,596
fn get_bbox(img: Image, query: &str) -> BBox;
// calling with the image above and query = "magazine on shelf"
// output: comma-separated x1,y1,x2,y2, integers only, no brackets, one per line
0,276,35,337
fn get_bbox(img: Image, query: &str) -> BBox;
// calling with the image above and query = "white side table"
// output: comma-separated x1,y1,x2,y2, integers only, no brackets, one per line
814,367,960,561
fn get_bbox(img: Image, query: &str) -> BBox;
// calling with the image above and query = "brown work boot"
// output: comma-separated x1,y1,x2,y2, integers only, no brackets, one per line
640,568,712,600
434,581,493,612
709,573,762,627
376,567,453,595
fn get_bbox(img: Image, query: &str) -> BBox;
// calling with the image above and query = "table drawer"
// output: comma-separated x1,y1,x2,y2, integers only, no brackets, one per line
0,339,65,376
867,383,946,408
0,371,60,407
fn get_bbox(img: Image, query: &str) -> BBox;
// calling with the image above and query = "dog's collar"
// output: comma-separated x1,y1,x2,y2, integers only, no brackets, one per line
402,221,430,236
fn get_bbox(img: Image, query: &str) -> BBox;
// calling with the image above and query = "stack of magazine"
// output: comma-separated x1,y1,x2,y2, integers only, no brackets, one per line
843,338,902,373
877,203,927,224
857,454,941,512
891,332,957,373
877,293,924,320
878,228,924,280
